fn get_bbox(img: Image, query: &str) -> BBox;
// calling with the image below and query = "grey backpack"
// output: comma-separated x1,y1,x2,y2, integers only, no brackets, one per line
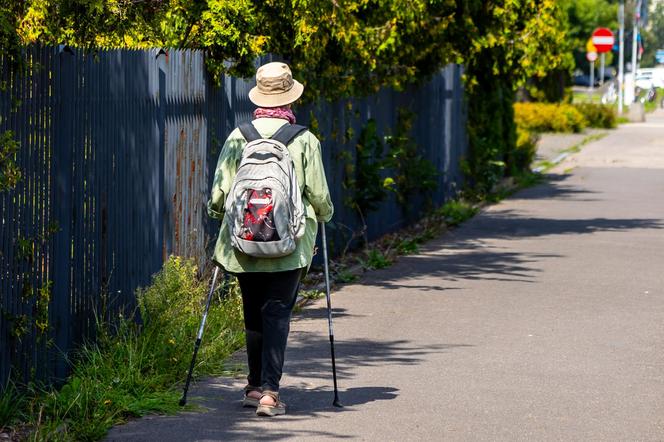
224,122,307,258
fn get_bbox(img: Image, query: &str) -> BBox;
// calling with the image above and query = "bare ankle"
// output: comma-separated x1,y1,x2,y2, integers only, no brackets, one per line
247,390,262,399
260,392,278,406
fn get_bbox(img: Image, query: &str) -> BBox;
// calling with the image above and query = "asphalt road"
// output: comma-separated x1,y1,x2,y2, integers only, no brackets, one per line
106,110,664,441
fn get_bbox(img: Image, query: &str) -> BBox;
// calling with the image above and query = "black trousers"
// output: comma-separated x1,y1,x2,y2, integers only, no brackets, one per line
236,268,304,392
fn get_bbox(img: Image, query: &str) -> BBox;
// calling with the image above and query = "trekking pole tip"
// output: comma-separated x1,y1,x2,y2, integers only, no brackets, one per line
333,398,343,408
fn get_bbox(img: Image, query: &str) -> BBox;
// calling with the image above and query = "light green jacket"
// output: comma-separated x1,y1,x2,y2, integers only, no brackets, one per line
207,118,334,273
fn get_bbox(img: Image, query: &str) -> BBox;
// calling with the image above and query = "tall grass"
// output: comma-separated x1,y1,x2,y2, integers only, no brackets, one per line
1,257,245,441
437,200,479,226
0,377,27,429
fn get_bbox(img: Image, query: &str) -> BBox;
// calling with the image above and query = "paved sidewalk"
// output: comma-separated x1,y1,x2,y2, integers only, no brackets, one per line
107,110,664,441
535,128,607,166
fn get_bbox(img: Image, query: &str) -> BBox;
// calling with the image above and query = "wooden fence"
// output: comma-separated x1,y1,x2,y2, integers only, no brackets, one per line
0,46,466,386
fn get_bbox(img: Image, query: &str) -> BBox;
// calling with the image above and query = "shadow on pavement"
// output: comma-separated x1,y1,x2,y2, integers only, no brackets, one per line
359,175,663,291
461,212,663,242
362,214,662,290
107,334,471,441
510,173,601,202
365,250,556,290
284,331,472,382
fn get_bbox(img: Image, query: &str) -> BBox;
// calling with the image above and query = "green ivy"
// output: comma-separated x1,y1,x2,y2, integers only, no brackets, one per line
0,130,21,193
342,118,388,215
383,109,438,215
3,221,59,348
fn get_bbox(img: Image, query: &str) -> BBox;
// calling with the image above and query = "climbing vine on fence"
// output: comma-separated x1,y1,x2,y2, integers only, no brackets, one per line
340,110,438,249
383,109,438,215
0,130,21,192
4,221,59,336
338,117,390,250
342,119,388,214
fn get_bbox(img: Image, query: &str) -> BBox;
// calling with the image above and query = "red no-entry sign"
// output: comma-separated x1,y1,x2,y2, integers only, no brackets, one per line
591,28,615,53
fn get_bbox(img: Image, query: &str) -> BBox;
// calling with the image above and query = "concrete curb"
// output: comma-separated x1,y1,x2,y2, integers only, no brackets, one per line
532,152,569,173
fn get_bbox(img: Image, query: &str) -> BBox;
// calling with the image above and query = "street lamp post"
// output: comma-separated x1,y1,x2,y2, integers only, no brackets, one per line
618,1,625,114
631,0,641,104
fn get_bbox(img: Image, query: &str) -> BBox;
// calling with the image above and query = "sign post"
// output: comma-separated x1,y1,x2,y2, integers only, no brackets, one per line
586,39,598,96
587,50,598,95
592,28,615,86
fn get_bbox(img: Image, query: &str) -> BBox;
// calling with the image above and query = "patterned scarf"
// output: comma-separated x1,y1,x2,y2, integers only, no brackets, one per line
253,106,297,124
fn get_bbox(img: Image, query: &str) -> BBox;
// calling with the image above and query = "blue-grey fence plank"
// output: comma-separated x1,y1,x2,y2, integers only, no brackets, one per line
2,58,11,385
50,47,75,381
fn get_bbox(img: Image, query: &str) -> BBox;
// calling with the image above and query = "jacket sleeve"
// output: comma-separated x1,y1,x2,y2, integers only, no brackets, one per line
304,133,334,222
207,130,243,219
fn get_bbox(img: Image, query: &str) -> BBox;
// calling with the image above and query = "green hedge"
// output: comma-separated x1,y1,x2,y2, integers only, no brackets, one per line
514,102,587,133
514,102,617,133
465,68,517,195
572,103,617,129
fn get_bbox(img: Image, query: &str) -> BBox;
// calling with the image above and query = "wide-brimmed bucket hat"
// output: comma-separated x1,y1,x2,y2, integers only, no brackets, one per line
249,62,304,108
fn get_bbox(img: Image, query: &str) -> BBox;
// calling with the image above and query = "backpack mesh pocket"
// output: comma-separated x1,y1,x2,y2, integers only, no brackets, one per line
240,188,280,242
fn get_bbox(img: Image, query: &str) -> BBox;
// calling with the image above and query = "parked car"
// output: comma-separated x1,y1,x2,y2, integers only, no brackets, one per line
573,74,600,87
600,72,614,83
635,71,654,90
636,68,664,89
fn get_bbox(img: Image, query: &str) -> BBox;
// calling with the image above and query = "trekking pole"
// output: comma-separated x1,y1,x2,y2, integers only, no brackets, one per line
179,266,220,406
320,222,342,407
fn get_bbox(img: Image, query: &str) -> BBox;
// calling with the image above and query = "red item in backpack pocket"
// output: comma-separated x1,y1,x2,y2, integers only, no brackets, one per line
241,188,279,242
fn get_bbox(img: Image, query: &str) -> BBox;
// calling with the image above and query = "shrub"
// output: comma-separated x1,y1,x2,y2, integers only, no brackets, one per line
465,75,515,196
135,257,245,380
572,103,616,128
514,128,540,171
514,102,587,133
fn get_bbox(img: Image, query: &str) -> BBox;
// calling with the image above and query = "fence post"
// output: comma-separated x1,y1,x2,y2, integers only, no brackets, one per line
157,51,169,261
155,50,166,274
50,46,75,380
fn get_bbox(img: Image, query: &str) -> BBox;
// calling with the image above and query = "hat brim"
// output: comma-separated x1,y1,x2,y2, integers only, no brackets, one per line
249,80,304,107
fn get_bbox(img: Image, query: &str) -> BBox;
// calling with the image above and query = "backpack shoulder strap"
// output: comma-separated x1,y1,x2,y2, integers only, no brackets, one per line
271,124,308,146
238,122,262,143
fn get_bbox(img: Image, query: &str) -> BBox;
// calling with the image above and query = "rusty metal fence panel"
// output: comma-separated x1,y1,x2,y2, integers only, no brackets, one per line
0,47,466,386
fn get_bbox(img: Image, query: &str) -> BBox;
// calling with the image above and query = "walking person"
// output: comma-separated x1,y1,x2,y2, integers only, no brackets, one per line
207,61,333,416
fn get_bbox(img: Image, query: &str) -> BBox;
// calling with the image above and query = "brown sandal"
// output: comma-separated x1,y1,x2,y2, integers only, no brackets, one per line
256,390,286,416
242,385,262,408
